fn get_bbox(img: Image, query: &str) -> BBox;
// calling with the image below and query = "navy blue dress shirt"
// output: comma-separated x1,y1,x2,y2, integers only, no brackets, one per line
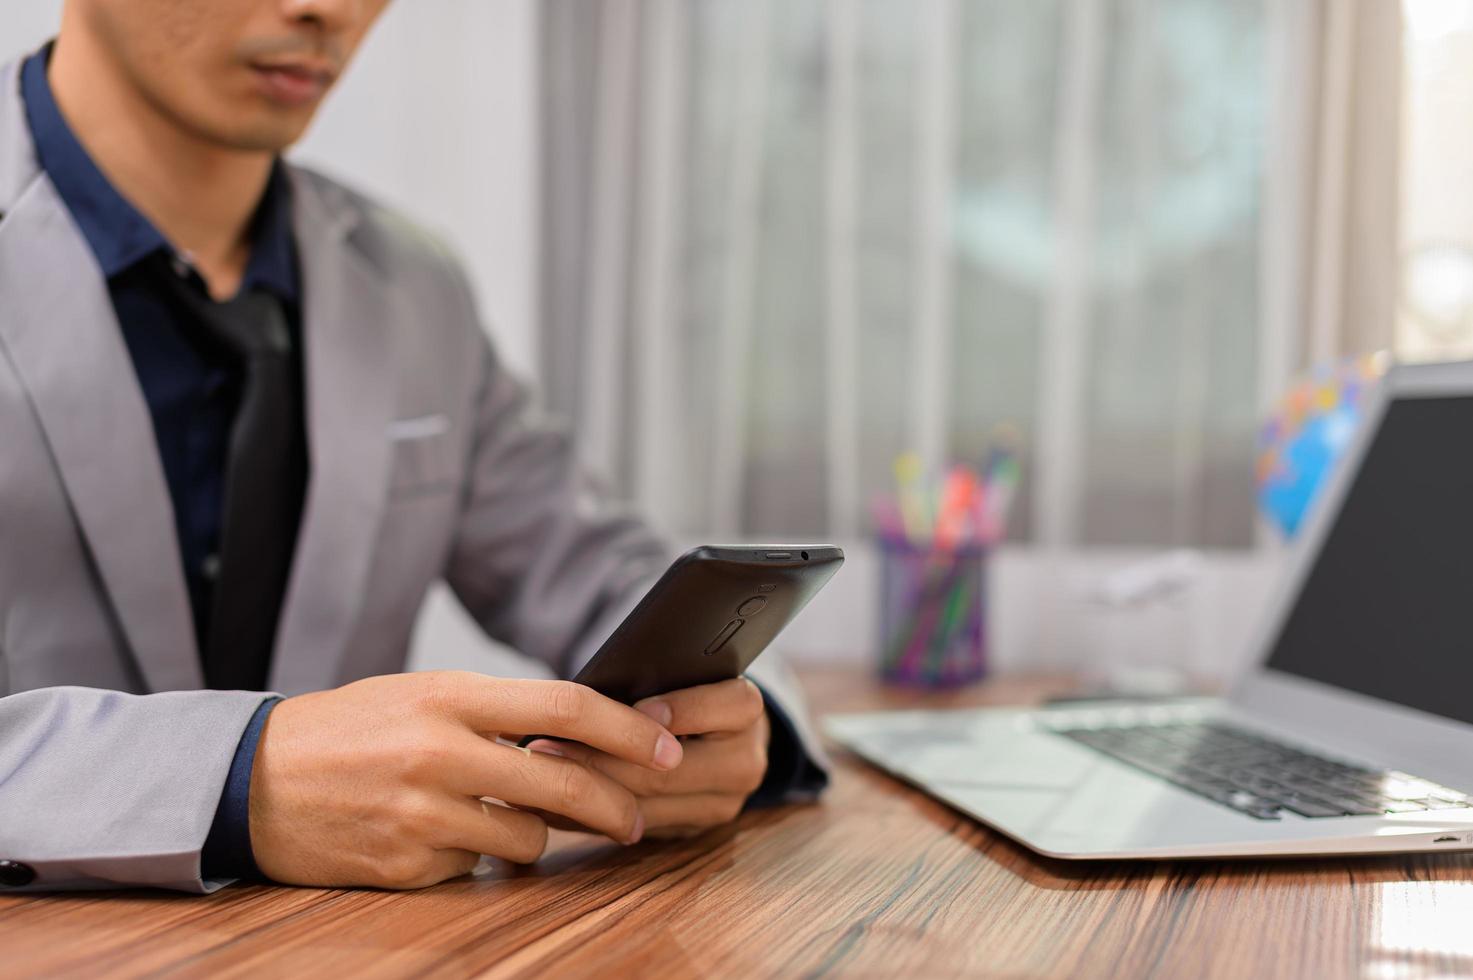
20,47,288,881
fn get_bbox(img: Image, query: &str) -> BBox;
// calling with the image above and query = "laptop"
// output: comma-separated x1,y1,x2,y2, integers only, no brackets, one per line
826,359,1473,859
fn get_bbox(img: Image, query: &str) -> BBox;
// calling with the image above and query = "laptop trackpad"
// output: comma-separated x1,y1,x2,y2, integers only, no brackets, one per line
857,719,1093,789
916,738,1092,789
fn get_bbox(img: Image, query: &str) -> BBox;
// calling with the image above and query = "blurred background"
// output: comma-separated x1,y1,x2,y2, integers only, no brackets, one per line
6,0,1472,682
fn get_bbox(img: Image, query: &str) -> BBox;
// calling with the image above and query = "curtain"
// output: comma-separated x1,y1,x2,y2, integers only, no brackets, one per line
1269,0,1401,371
537,0,1400,551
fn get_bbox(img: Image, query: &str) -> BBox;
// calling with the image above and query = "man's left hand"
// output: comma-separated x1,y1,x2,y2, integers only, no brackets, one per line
525,677,769,838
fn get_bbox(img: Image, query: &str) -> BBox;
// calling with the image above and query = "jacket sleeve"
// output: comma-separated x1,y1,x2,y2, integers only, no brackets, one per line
440,330,668,675
0,686,275,892
441,328,830,802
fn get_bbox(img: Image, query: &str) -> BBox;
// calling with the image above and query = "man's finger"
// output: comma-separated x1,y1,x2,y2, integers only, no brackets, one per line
374,847,480,890
633,677,765,737
438,797,550,865
639,792,746,832
527,729,767,798
432,674,683,771
515,806,596,836
446,735,646,844
420,848,484,887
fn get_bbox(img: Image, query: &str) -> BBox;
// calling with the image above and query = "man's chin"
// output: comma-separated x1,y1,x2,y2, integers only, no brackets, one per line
204,111,317,155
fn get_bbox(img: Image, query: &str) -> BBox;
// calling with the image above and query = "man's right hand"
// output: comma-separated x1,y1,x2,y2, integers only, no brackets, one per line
247,671,684,889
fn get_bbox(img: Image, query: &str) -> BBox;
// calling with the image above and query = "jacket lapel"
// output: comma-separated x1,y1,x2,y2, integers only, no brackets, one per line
1,56,398,696
269,170,397,695
0,178,203,692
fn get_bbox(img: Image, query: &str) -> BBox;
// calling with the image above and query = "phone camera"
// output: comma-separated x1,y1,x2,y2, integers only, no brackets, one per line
801,550,809,561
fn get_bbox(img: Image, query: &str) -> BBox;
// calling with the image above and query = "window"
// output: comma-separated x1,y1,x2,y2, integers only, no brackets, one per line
1398,0,1473,362
541,0,1269,548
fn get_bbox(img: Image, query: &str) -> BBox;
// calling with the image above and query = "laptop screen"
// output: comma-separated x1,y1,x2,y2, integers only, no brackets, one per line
1264,395,1473,726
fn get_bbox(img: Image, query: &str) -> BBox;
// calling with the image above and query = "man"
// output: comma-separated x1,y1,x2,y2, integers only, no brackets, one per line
0,0,826,893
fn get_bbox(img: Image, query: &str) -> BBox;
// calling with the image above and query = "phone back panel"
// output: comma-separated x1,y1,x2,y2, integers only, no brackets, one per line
573,546,844,704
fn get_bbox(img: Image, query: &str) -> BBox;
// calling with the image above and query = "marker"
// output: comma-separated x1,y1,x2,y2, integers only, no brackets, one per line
894,452,928,542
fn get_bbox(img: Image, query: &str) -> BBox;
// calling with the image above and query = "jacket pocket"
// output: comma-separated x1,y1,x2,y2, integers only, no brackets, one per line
387,416,458,497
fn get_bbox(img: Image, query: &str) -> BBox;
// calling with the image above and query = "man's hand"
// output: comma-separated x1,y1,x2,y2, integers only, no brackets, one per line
526,677,769,838
248,671,683,889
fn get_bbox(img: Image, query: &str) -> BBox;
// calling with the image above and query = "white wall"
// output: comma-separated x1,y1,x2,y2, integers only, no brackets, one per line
3,2,545,678
1,2,63,57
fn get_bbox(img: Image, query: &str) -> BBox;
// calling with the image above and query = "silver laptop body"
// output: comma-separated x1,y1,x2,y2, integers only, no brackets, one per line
826,360,1473,859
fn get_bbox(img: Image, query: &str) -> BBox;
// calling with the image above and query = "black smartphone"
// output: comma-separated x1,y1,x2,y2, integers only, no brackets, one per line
569,544,844,705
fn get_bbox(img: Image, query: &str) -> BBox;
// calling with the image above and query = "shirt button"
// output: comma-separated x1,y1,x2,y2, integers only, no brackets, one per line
0,861,36,887
202,554,222,581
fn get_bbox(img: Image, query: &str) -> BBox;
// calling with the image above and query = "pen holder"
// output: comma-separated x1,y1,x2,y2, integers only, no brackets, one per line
876,534,989,688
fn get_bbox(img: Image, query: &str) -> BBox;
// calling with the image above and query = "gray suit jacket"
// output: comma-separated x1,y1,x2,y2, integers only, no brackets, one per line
0,58,827,893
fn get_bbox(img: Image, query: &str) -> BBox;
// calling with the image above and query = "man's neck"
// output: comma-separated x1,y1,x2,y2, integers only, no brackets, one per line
46,32,273,299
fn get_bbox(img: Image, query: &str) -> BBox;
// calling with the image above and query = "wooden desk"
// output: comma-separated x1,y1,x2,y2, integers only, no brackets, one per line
4,667,1473,979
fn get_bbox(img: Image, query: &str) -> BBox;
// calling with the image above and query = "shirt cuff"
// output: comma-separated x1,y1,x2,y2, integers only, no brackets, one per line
201,697,280,883
746,680,829,809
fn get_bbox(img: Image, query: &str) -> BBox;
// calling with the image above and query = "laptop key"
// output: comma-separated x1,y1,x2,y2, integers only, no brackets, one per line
1231,803,1283,821
1278,797,1350,818
1316,797,1390,816
1218,790,1281,818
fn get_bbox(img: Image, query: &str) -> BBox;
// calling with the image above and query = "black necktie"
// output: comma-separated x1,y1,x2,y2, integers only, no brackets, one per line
155,257,308,690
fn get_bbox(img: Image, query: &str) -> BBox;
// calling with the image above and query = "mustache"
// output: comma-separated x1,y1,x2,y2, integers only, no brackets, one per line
235,35,345,69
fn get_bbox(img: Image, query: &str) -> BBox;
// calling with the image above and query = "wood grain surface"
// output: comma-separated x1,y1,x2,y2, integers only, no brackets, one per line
4,666,1472,979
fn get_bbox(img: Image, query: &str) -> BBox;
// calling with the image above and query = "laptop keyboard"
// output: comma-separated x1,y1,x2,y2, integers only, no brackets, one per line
1058,721,1472,820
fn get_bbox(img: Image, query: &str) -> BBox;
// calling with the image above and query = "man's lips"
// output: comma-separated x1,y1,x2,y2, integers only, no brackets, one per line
249,61,334,107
